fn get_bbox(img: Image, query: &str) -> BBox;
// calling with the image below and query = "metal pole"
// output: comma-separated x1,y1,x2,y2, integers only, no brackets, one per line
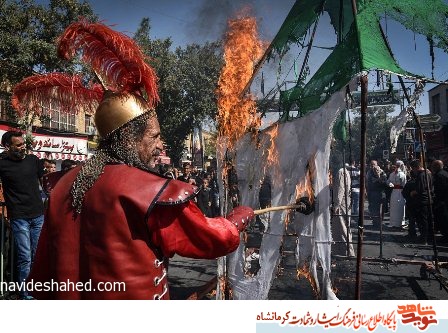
355,73,368,300
342,148,350,257
350,0,367,300
240,2,325,98
297,18,320,86
379,204,383,259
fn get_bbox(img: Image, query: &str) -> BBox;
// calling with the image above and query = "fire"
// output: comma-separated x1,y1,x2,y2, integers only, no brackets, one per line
256,123,281,185
216,14,264,148
295,153,316,205
264,123,279,168
296,261,319,298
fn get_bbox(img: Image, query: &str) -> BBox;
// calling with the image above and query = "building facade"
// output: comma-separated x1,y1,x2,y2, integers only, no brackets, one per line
427,83,448,161
0,94,97,169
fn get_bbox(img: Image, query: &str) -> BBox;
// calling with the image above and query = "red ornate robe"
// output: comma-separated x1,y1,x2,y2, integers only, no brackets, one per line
28,164,242,300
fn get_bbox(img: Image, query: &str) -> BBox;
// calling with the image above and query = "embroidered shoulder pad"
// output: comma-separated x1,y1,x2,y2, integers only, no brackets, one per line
156,179,200,205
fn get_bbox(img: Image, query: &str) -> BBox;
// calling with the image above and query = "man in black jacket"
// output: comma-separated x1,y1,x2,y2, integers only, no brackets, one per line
431,160,448,240
402,173,418,240
0,131,44,299
366,160,387,228
409,159,433,244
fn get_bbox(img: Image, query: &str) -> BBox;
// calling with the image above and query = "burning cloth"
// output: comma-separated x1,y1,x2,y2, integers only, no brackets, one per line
217,79,357,300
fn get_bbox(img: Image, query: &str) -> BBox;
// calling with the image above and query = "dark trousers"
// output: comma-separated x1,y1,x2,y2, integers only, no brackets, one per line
406,205,417,238
415,204,433,243
434,201,448,237
368,191,383,227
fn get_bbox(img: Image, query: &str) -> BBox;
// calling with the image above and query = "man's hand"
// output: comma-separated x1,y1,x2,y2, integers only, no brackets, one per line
227,206,254,232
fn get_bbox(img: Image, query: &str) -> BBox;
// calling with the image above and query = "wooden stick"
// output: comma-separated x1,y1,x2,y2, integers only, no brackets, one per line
254,204,304,215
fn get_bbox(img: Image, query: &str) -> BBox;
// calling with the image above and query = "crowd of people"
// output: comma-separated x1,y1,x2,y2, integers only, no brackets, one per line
157,162,222,217
343,157,448,244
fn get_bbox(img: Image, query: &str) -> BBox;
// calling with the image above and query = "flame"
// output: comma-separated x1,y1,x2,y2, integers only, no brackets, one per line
295,153,316,205
296,261,319,298
216,14,264,148
256,123,280,186
265,123,279,168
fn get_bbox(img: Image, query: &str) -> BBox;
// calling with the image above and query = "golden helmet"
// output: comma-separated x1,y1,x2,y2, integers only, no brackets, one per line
94,91,153,138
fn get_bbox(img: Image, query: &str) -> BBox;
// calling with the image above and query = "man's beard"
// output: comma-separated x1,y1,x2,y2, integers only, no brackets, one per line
11,150,25,160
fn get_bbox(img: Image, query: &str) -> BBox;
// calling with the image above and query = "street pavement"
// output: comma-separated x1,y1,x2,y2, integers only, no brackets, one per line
168,211,448,300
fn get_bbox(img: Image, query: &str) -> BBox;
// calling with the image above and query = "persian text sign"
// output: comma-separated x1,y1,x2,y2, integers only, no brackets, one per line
351,89,400,107
256,302,442,333
0,124,88,159
31,133,87,155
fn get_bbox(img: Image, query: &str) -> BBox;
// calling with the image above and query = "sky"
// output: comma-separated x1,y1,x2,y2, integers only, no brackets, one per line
87,0,447,116
82,0,296,48
36,0,448,115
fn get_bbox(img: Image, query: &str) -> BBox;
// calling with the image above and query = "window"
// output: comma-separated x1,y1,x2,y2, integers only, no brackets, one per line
41,102,76,132
85,114,96,134
432,93,440,115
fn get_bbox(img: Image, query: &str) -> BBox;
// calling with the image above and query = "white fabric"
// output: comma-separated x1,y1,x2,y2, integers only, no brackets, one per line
331,168,355,256
216,79,358,300
389,80,425,154
388,171,407,227
396,160,407,174
389,106,411,154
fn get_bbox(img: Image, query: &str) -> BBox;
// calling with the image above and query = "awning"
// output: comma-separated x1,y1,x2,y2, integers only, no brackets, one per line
30,151,87,161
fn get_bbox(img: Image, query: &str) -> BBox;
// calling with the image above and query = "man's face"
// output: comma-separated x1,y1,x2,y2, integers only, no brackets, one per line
137,116,164,169
7,136,26,160
370,161,378,169
183,165,191,175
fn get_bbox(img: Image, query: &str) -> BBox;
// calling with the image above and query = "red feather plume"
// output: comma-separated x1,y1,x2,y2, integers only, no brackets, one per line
57,20,160,108
12,73,104,117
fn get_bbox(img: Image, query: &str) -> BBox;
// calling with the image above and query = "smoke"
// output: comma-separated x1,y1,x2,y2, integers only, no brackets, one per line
186,0,297,121
187,0,260,42
186,0,295,43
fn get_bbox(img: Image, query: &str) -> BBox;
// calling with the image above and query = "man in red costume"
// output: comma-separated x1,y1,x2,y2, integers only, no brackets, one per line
28,92,254,300
23,20,254,300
